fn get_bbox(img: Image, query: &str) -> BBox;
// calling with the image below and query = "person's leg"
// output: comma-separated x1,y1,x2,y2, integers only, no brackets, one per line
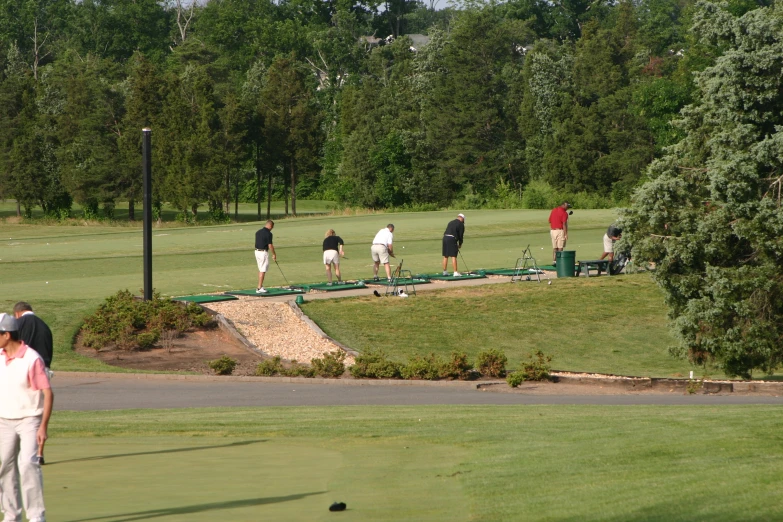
0,418,23,522
442,257,448,274
384,262,392,279
18,416,45,522
599,252,608,260
608,252,614,262
325,264,332,283
334,263,342,282
373,261,380,278
452,257,458,272
258,270,266,288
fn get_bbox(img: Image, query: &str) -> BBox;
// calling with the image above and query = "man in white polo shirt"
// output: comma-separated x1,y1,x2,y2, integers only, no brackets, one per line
0,313,52,522
370,224,395,281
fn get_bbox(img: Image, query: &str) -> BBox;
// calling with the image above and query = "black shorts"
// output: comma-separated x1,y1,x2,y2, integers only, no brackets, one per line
442,236,459,257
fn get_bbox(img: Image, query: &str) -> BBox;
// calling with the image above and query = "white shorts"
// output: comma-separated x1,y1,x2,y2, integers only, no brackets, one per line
371,244,390,264
550,229,566,249
603,234,614,253
255,250,269,272
323,249,340,265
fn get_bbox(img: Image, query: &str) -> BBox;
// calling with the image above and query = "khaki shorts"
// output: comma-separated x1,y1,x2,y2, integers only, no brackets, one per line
371,244,390,264
550,229,566,249
603,234,614,253
255,250,269,272
323,249,340,265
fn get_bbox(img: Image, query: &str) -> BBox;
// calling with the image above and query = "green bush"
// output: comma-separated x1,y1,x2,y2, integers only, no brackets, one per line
519,350,552,381
255,356,285,376
208,356,237,375
476,349,508,377
401,353,442,380
282,360,315,378
311,351,347,378
80,289,212,351
507,372,525,388
349,350,402,379
439,352,473,380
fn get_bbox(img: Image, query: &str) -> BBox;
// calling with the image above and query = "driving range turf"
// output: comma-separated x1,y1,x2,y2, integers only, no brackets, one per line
47,406,783,521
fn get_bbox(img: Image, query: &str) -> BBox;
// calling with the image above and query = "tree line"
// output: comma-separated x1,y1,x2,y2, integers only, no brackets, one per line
0,0,769,220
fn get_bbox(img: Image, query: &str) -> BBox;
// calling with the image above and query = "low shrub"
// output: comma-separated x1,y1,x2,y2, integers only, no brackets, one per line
519,350,552,381
283,360,315,378
311,351,347,378
507,372,525,388
401,353,442,380
255,356,284,376
476,349,508,377
80,289,213,351
349,350,402,379
439,352,473,380
208,355,237,375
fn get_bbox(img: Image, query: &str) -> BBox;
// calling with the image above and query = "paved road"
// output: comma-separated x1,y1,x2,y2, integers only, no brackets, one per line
55,374,783,410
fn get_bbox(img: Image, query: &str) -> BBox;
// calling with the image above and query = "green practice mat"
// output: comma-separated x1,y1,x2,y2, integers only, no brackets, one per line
172,294,239,303
298,281,367,291
418,273,486,281
225,287,306,296
480,268,544,276
363,278,430,286
537,264,557,270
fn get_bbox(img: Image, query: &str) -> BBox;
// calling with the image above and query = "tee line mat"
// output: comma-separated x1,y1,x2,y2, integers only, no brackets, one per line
297,282,367,291
417,273,486,281
172,295,239,304
225,287,306,297
362,278,430,286
479,268,544,276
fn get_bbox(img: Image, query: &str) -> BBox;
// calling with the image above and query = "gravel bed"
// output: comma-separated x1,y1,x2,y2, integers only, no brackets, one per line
207,298,355,365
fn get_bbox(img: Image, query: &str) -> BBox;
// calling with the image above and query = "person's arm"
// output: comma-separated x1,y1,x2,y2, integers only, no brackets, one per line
38,388,53,448
269,243,277,261
564,219,568,240
339,242,345,257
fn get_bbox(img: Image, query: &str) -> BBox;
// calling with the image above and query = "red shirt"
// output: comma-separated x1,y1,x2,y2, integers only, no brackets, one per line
549,207,568,229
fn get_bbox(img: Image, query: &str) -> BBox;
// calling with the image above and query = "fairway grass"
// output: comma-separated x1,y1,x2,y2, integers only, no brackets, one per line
47,406,783,521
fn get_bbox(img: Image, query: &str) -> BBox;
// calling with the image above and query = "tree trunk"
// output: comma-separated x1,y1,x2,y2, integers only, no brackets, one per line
191,203,198,219
16,200,20,217
256,142,262,220
290,160,297,217
225,167,230,214
128,200,135,221
266,168,272,220
234,175,239,220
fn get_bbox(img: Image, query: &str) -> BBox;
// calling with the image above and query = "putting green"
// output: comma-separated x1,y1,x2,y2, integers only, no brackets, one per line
172,295,239,303
225,288,306,297
46,436,467,521
300,281,367,291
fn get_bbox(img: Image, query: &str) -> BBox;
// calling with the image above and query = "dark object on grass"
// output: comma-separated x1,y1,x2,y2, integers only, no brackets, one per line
373,290,381,297
329,502,347,512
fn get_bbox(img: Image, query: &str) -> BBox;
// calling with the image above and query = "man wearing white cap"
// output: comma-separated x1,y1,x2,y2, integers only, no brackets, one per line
0,313,52,522
442,213,466,276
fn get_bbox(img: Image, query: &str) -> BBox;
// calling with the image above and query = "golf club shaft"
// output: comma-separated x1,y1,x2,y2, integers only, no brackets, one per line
274,259,292,286
458,249,470,273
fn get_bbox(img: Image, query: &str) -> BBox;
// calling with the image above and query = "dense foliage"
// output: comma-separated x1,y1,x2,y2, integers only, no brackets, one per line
622,1,783,378
0,0,751,219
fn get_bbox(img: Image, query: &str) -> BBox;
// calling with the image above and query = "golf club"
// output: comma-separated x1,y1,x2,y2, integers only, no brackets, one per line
458,249,473,275
274,259,298,290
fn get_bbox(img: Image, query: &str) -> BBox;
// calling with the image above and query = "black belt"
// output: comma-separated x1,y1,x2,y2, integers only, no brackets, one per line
256,248,268,251
373,244,387,246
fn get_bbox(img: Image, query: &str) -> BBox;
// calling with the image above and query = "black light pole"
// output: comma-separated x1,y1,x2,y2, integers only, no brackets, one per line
142,128,152,300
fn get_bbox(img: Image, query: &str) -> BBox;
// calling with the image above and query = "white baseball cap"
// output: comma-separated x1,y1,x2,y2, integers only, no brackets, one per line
458,213,465,220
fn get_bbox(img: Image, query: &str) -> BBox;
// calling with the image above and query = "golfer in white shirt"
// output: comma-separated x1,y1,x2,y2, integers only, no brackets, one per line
370,224,395,281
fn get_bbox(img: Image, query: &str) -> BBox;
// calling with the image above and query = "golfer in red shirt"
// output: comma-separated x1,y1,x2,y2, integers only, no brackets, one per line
548,202,571,262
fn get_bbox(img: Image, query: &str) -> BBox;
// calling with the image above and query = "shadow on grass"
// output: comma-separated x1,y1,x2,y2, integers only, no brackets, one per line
48,439,266,466
65,492,326,522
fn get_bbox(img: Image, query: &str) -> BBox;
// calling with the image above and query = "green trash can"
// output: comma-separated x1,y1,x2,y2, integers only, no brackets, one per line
555,251,576,278
295,295,305,305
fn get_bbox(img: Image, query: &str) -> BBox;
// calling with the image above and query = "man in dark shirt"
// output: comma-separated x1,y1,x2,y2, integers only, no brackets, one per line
600,224,622,261
254,220,277,294
442,213,465,276
13,302,53,369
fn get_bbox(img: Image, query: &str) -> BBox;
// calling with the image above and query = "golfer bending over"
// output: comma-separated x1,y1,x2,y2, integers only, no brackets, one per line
323,229,345,285
255,220,276,294
442,213,465,276
548,201,571,263
0,313,53,522
371,224,395,281
600,224,622,261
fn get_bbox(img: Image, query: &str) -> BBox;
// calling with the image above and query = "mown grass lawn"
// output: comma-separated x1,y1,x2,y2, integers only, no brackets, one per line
47,405,783,521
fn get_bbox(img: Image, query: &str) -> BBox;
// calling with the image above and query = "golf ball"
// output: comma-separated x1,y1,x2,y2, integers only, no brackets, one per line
46,282,49,284
548,281,551,285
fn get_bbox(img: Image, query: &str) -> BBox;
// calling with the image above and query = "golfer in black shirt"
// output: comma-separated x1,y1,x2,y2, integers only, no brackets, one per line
254,220,276,294
442,213,465,276
13,302,53,369
322,229,345,284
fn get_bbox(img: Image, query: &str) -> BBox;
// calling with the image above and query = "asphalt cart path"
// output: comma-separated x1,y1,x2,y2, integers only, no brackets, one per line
55,374,783,410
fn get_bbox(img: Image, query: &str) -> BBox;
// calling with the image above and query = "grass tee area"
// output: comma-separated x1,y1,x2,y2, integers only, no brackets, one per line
49,406,783,521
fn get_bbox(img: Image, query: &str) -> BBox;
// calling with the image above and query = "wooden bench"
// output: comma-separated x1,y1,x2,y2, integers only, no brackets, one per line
576,259,610,277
